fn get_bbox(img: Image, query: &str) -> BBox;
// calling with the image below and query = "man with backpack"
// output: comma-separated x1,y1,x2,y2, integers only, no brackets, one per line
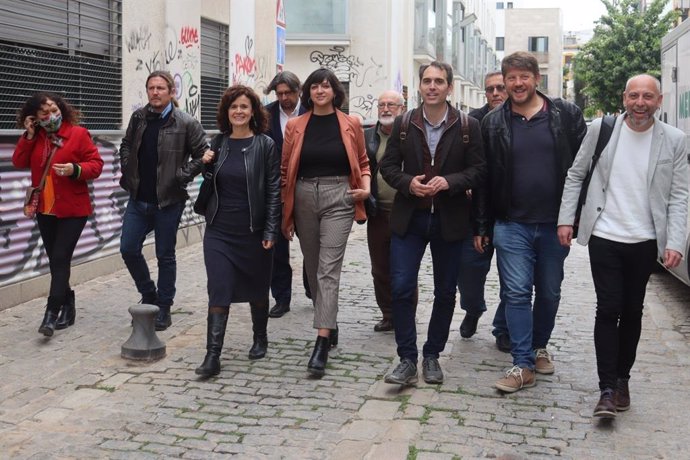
558,74,688,419
380,61,486,385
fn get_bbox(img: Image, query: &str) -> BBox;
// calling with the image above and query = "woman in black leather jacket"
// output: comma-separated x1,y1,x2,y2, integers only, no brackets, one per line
194,85,281,378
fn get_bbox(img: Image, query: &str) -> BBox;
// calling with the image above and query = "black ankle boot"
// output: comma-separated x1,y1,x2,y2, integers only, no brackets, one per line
330,325,338,348
155,305,172,331
38,296,62,337
248,299,269,360
56,289,75,330
307,335,330,377
195,311,229,377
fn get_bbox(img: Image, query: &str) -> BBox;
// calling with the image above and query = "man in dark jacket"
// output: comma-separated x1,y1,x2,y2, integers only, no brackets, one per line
475,52,587,393
263,70,308,318
380,61,486,386
364,89,409,332
459,71,509,347
119,70,211,331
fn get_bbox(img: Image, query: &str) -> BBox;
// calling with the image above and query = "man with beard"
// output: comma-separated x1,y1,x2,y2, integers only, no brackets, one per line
364,90,415,332
264,71,308,318
476,52,586,393
558,74,687,418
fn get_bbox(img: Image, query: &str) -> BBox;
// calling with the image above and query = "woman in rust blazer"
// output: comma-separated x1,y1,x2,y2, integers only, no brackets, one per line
13,92,103,337
281,68,370,377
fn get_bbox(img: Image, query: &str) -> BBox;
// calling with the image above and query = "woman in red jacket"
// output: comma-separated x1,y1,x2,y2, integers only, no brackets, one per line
13,93,103,337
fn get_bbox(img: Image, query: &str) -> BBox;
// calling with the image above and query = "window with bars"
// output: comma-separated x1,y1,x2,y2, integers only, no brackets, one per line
0,0,122,131
200,18,229,131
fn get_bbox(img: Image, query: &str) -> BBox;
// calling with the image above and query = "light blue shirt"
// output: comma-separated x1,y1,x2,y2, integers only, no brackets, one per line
422,106,448,160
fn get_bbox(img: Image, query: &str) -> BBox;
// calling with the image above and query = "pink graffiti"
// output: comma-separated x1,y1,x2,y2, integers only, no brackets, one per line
234,53,256,77
180,26,199,48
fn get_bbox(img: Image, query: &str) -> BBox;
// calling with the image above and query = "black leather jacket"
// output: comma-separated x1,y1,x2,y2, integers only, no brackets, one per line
474,91,587,236
363,123,383,216
195,134,281,242
119,105,209,207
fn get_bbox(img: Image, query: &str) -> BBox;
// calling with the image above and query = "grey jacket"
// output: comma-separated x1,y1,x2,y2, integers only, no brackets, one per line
119,105,209,207
558,115,689,257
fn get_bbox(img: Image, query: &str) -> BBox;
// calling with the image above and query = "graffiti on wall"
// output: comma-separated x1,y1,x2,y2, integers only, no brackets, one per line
123,23,201,119
309,46,387,119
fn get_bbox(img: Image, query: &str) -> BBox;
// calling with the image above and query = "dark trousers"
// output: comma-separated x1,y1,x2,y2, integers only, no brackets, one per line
270,230,292,306
390,210,463,362
588,235,657,390
368,209,417,321
36,214,87,300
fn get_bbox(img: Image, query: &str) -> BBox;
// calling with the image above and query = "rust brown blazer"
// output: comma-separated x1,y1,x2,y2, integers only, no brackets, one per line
281,109,371,236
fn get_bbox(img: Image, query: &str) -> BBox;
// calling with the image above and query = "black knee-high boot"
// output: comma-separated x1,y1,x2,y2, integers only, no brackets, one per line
56,289,75,330
195,311,229,377
307,335,330,377
248,299,269,360
38,295,63,337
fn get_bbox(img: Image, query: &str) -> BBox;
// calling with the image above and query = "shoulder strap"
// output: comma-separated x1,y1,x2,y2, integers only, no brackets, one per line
37,143,60,190
579,115,615,208
459,110,470,144
399,109,413,141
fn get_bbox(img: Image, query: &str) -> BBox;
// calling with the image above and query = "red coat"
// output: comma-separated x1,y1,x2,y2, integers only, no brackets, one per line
12,122,103,217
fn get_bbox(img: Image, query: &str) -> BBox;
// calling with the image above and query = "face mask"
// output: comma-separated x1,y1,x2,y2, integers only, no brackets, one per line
38,113,63,133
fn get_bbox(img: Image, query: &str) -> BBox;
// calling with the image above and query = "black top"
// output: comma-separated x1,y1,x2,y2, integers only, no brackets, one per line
508,108,559,223
137,111,170,204
214,136,254,234
298,112,351,178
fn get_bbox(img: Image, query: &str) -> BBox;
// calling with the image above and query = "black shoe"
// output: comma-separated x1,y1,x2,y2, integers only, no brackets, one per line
196,311,229,377
593,388,617,419
38,310,59,337
422,357,444,384
248,335,267,360
614,378,630,411
55,289,76,330
374,318,393,332
459,314,480,338
155,306,172,331
495,333,511,353
307,336,329,377
268,303,290,318
385,358,418,385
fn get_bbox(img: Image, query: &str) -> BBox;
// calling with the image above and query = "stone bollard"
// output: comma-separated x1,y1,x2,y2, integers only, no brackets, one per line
121,304,166,361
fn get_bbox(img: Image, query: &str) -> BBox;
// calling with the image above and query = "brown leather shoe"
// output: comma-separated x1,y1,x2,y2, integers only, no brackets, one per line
614,378,630,411
374,318,393,332
593,389,617,419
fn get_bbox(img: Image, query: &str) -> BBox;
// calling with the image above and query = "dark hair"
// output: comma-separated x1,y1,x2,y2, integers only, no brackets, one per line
418,61,454,85
501,52,540,78
264,70,301,95
146,70,179,107
216,85,269,134
300,68,347,110
16,92,81,128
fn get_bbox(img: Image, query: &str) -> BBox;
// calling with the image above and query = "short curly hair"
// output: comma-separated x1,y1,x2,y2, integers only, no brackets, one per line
216,85,269,135
16,92,81,128
300,68,346,110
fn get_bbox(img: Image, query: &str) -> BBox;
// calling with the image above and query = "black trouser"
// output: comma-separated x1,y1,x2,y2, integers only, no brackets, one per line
588,236,657,390
36,214,87,300
270,230,292,306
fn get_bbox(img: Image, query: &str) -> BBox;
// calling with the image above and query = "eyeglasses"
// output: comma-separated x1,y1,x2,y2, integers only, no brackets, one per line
485,85,506,93
377,102,402,109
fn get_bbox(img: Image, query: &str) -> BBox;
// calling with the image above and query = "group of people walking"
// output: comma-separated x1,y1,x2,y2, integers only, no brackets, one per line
13,50,688,422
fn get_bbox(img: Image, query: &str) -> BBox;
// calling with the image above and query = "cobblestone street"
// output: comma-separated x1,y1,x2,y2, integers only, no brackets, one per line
1,224,689,459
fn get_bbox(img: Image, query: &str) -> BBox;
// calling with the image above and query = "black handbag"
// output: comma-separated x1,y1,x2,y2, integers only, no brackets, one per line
193,134,223,216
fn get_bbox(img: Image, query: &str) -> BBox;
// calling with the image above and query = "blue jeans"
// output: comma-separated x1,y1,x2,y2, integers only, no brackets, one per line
120,199,185,307
456,238,508,336
391,210,464,362
493,221,569,369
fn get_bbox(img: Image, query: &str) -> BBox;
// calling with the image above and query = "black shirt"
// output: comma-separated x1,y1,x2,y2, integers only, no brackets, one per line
298,112,351,178
214,136,253,234
508,107,559,223
137,111,170,204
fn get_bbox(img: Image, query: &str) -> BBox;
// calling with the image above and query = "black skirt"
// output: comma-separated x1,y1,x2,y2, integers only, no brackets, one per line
204,221,273,306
